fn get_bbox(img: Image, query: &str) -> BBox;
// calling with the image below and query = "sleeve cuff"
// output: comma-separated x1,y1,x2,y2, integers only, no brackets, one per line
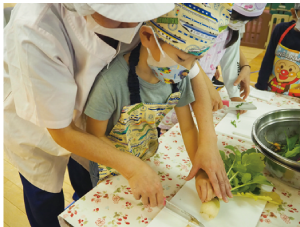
188,64,200,79
84,106,112,122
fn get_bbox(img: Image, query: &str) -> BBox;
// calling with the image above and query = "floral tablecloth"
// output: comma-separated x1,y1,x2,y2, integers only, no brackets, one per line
59,88,300,227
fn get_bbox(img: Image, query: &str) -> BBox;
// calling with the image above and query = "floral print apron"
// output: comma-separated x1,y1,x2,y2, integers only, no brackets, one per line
268,24,300,97
95,44,182,184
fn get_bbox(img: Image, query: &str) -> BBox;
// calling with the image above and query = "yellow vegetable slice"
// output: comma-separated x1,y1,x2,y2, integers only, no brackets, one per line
233,191,282,205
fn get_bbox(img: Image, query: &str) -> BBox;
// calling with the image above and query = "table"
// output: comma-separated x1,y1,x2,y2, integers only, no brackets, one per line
59,88,300,227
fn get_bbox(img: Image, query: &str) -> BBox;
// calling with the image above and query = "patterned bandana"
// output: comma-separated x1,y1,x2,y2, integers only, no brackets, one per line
145,3,233,56
233,3,267,17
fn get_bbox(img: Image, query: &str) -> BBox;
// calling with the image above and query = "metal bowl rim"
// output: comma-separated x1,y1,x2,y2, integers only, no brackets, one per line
252,108,300,167
253,136,300,173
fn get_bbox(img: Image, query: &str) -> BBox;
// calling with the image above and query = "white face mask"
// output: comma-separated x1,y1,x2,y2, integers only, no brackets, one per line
295,11,300,31
228,19,249,31
85,15,142,44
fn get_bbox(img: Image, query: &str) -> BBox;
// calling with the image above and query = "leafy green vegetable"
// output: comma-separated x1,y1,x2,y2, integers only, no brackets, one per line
235,103,244,108
237,112,240,120
231,120,237,128
219,146,273,195
285,145,300,158
285,132,298,151
265,131,300,161
241,173,251,183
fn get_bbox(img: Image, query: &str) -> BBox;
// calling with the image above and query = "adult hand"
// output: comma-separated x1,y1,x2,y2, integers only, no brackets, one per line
234,66,251,100
126,161,164,207
207,83,223,112
230,97,247,115
185,142,233,203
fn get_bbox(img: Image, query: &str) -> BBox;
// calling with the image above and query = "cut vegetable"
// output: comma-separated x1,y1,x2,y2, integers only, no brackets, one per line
199,198,220,221
231,120,237,128
235,103,244,108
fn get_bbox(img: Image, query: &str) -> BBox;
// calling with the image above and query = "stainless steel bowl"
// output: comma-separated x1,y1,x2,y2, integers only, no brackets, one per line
252,109,300,189
252,135,300,189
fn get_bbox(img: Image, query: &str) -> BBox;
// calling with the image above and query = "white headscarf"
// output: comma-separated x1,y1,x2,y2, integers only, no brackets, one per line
63,3,174,22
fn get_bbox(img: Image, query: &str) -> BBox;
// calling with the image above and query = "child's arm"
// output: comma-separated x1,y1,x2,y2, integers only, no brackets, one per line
174,105,217,203
237,48,251,100
86,117,116,149
202,68,224,111
185,66,232,203
174,105,198,162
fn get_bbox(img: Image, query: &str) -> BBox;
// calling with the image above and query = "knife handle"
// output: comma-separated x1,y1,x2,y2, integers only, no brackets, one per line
222,100,229,107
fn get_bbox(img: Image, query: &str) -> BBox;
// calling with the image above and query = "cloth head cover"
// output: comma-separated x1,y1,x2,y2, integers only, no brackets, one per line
63,3,174,22
295,3,300,10
233,3,267,17
145,3,233,56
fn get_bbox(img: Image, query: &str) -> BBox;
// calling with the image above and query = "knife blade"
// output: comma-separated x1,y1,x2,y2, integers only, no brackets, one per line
222,100,257,111
165,200,205,227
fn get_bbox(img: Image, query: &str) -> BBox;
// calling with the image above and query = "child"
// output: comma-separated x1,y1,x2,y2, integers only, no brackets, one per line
198,3,267,104
255,3,300,97
85,3,232,205
159,3,267,130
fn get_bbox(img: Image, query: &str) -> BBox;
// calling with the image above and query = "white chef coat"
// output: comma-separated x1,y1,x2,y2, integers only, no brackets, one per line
3,3,141,193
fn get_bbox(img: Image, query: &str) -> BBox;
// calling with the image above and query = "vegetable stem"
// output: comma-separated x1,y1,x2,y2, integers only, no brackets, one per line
230,182,254,191
226,155,236,176
229,171,238,183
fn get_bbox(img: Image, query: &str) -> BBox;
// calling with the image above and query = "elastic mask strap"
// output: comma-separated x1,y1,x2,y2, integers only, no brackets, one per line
146,26,165,58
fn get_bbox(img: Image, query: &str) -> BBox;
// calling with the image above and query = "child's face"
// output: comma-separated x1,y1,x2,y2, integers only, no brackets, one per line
139,25,202,69
158,41,202,70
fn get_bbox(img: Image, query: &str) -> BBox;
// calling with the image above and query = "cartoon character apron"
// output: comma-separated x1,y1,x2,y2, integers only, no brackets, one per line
96,44,182,183
268,23,300,97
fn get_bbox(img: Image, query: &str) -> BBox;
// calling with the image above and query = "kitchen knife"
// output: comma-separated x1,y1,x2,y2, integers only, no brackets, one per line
165,200,205,227
222,100,257,111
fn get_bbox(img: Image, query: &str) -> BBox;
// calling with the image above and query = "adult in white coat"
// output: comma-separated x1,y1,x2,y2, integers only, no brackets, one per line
4,3,174,227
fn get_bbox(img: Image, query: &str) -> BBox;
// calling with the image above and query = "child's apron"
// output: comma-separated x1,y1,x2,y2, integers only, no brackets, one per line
268,23,300,97
97,44,182,183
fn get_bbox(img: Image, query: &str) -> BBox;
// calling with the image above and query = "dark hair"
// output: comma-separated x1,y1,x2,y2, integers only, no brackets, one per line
225,9,260,49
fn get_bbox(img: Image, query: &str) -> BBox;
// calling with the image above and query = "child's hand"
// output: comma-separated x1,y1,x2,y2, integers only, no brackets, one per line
230,97,247,114
234,65,251,100
195,169,216,203
208,84,223,112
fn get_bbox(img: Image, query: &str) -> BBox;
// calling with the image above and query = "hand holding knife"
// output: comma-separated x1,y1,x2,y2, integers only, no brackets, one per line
164,198,205,227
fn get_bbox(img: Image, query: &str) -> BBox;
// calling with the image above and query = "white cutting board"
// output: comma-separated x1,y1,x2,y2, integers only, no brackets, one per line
215,101,282,142
148,178,272,227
